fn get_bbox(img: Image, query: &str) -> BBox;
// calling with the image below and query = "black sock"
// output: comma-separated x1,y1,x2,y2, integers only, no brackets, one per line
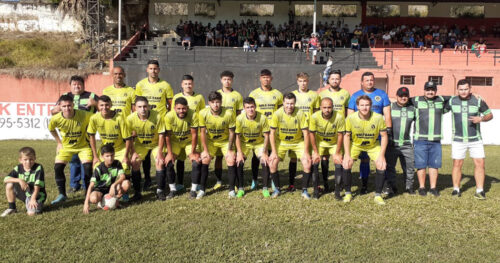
271,172,280,190
143,151,151,182
191,161,201,185
166,162,176,186
375,169,385,194
215,168,222,182
334,164,343,193
176,160,185,185
200,164,209,191
302,172,311,190
237,161,245,188
261,165,269,188
289,161,297,185
362,176,368,189
251,154,259,181
343,169,352,193
82,163,92,190
8,202,15,210
321,159,329,188
54,163,67,196
228,165,237,191
312,164,320,192
156,170,166,191
131,170,141,195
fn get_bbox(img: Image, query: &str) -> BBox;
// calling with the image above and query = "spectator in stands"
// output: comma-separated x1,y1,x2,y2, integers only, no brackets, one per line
424,33,433,47
461,38,469,53
454,38,462,54
471,41,479,57
431,37,443,53
243,39,250,52
206,30,214,46
292,34,302,52
181,34,191,50
258,31,267,47
368,33,376,48
417,36,426,52
382,32,391,47
350,36,361,52
402,33,411,48
477,41,487,58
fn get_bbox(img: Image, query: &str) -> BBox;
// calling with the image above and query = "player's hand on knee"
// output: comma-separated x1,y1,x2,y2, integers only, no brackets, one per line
236,152,245,165
260,154,269,166
165,153,175,165
201,151,210,161
312,152,321,164
342,156,353,169
189,152,200,162
333,153,343,165
376,157,386,170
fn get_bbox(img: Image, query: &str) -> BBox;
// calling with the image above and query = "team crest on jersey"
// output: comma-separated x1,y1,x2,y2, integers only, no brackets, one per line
159,89,163,93
222,121,226,126
332,124,336,129
115,125,119,129
124,93,128,97
374,96,381,102
232,98,235,102
273,96,276,100
371,124,375,129
462,106,468,112
308,98,312,102
295,119,298,124
151,125,155,130
401,111,407,117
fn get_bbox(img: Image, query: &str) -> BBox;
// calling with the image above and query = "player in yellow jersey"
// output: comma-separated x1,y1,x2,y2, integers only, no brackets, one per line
158,97,201,200
343,95,388,205
268,93,312,199
199,91,237,199
127,96,164,200
135,60,174,116
49,94,94,205
290,72,320,191
103,66,136,116
309,97,345,200
87,96,137,201
235,97,270,198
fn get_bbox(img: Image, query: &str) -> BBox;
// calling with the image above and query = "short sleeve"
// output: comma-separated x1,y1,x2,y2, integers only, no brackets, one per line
300,113,309,130
198,110,206,127
309,117,317,133
276,91,283,107
198,97,206,112
191,112,199,128
48,116,57,132
379,116,387,132
165,82,174,99
344,93,351,108
130,89,137,105
119,115,132,139
345,116,352,133
236,94,243,111
270,112,279,128
4,168,18,182
479,99,491,115
348,96,357,111
34,165,45,187
228,112,236,129
262,117,270,133
337,115,346,133
382,93,391,107
235,117,242,134
134,83,143,96
87,115,97,134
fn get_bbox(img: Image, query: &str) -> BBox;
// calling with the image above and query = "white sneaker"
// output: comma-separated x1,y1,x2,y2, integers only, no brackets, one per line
97,200,104,209
1,208,17,217
228,191,236,198
196,190,205,200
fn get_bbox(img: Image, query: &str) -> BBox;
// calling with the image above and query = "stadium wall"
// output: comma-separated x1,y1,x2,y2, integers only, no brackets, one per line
0,2,82,33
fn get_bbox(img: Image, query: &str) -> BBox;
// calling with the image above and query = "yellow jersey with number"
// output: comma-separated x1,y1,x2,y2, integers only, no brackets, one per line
248,88,283,119
318,88,350,115
345,111,386,148
135,78,173,116
235,112,269,145
102,85,136,117
48,110,92,149
293,89,320,116
199,108,236,143
172,92,206,113
309,110,345,145
270,107,309,144
160,109,199,144
127,111,162,149
87,112,131,151
218,88,243,113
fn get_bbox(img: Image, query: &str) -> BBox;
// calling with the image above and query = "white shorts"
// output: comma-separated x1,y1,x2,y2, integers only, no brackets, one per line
451,141,485,160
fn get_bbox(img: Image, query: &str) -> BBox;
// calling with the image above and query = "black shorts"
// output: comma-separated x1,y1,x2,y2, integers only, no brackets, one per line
93,187,110,195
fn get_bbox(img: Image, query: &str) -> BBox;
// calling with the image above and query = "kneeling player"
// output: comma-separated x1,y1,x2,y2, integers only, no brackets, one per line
235,97,270,198
159,97,201,200
199,91,237,199
342,95,388,205
83,144,130,214
268,93,312,199
309,97,345,199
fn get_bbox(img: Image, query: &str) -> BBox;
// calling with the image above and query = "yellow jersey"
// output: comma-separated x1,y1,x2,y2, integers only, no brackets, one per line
345,112,386,148
293,89,320,116
309,110,345,145
161,109,199,144
235,112,269,144
102,85,136,116
172,92,206,113
248,87,283,119
218,88,243,113
270,107,309,144
135,78,173,115
127,110,162,149
199,107,236,143
48,110,92,149
318,88,350,115
87,111,131,151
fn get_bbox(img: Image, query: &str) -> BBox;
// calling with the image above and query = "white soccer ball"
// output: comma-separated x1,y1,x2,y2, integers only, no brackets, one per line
103,194,119,210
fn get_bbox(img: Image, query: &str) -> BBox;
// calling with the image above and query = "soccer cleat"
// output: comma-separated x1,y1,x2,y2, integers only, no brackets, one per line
429,188,440,197
301,190,311,200
334,191,342,201
474,191,486,200
374,196,386,205
251,180,257,190
68,187,80,194
237,189,245,198
343,193,353,203
228,191,236,198
271,189,280,198
360,186,368,195
143,180,152,192
51,194,67,205
121,193,130,202
213,183,222,190
262,189,271,198
405,188,416,195
189,191,197,199
287,185,296,192
418,188,427,196
451,190,461,197
156,191,166,201
196,190,205,200
130,193,142,202
312,192,319,200
1,208,17,217
175,184,185,192
271,181,276,192
167,191,177,200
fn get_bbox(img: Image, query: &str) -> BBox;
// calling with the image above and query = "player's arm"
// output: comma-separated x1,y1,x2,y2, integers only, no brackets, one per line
269,128,278,161
261,132,270,165
49,130,63,152
83,181,95,214
383,105,392,128
333,132,344,165
123,139,132,165
376,130,388,170
88,94,98,110
200,127,210,160
235,134,244,164
302,128,311,159
228,128,236,152
89,134,99,166
342,132,353,169
50,101,61,115
309,131,320,164
347,108,354,115
165,131,175,164
3,176,28,191
157,132,166,167
110,173,126,198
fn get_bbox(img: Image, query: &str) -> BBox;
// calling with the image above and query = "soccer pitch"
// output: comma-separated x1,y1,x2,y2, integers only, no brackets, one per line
1,140,499,262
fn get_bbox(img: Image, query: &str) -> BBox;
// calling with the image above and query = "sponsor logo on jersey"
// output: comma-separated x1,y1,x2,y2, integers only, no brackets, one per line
375,96,381,102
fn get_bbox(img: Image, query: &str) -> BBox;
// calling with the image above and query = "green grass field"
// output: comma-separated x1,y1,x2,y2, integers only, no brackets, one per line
1,140,499,262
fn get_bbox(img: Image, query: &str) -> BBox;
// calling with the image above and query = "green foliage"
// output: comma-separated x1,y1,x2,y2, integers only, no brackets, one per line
0,57,15,68
0,140,500,261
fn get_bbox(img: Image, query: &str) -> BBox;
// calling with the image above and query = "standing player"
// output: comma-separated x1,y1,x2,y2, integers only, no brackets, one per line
235,97,270,197
198,91,237,199
127,97,164,199
51,75,97,193
385,87,416,195
411,81,451,197
268,93,311,199
309,97,345,199
103,66,136,117
318,70,350,192
446,79,493,199
48,94,94,204
135,60,174,191
87,96,136,201
159,97,201,200
347,72,391,194
249,69,283,190
343,95,388,205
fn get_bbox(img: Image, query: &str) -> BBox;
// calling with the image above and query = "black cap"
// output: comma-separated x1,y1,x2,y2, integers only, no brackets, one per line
260,69,272,76
424,81,437,90
397,87,410,97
